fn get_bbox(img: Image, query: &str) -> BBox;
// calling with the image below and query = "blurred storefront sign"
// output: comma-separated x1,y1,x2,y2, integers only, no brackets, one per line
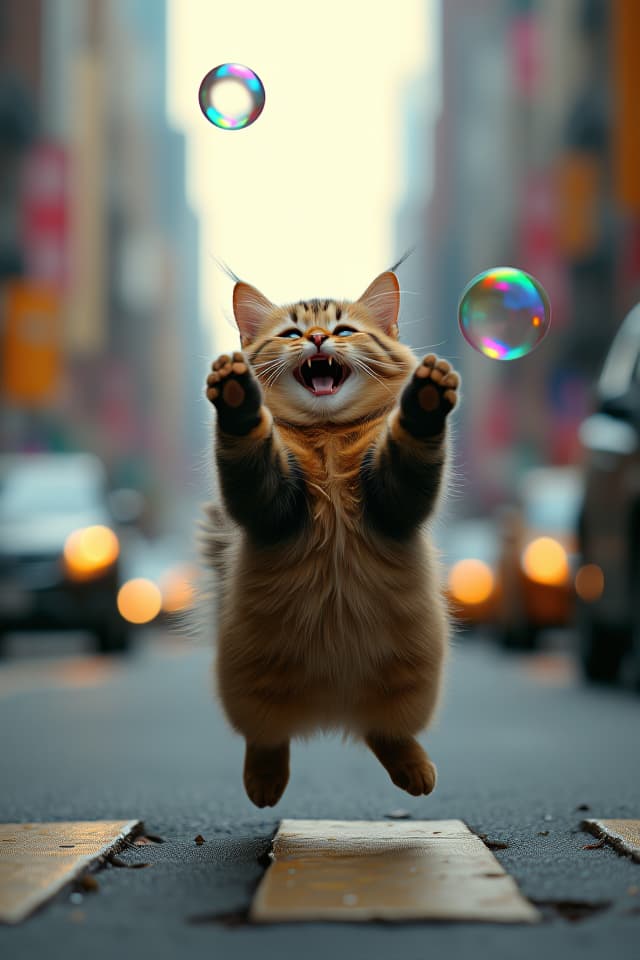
0,281,61,406
612,0,640,214
518,170,568,327
67,50,106,355
618,220,640,310
509,12,542,99
20,142,69,288
555,152,601,259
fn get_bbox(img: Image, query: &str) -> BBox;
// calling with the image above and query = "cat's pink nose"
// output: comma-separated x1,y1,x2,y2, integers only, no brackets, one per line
310,333,328,349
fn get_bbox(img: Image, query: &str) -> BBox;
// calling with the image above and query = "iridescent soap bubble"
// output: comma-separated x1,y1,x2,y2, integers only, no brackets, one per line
458,267,551,360
198,63,265,130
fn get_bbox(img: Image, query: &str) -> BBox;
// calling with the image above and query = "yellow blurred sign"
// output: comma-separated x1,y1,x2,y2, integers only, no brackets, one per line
1,282,61,407
555,152,600,258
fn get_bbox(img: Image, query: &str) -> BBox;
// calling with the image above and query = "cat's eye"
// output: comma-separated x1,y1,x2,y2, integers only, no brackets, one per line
334,326,357,337
278,329,302,339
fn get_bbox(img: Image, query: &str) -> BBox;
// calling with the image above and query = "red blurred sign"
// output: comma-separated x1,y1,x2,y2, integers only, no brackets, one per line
20,142,69,289
509,14,542,99
517,170,568,327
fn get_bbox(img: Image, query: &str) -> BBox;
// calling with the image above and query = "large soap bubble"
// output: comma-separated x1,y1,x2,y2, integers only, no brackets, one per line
458,267,550,360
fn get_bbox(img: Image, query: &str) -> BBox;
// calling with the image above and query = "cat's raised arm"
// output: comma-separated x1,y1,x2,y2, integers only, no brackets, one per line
360,354,459,540
206,352,309,546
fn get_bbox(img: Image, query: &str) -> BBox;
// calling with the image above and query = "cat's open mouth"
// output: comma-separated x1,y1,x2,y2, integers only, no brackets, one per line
294,355,351,397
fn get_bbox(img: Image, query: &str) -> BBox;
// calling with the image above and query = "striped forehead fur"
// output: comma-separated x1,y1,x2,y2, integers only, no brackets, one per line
290,300,342,326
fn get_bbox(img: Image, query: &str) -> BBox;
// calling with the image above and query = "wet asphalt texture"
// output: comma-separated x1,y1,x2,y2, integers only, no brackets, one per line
0,628,639,959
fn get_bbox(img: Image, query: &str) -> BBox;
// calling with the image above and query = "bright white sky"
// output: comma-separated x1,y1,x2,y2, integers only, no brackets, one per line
167,0,433,352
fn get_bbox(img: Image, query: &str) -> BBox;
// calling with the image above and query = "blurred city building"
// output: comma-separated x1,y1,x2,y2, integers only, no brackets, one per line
402,0,640,514
0,0,207,532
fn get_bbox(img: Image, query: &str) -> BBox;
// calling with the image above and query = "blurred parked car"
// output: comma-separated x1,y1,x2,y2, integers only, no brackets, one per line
495,467,582,649
0,453,130,654
577,302,640,687
440,518,499,627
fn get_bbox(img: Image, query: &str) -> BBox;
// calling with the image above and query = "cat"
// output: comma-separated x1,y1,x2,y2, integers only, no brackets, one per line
201,268,460,807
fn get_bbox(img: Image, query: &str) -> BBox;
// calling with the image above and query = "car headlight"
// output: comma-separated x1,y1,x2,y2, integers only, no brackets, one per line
63,525,120,581
448,559,495,605
521,537,569,586
117,578,162,624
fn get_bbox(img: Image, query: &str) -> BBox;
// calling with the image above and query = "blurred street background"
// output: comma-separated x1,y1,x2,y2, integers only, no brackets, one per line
1,0,640,953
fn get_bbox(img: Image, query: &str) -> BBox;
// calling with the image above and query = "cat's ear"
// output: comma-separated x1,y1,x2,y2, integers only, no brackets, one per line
356,271,400,338
233,282,275,345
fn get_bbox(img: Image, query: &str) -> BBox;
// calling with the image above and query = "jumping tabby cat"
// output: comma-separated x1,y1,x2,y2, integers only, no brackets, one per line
202,269,460,807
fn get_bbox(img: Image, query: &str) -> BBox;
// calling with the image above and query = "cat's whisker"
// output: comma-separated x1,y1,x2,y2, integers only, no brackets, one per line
253,357,287,370
349,357,395,396
353,352,400,371
252,355,292,388
409,341,450,355
263,359,292,388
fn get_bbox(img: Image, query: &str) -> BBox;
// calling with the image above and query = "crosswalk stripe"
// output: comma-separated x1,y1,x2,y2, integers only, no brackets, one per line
250,819,541,923
0,821,141,924
584,819,640,861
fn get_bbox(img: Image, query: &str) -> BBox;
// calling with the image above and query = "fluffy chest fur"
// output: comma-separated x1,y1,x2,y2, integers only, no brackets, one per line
212,417,443,683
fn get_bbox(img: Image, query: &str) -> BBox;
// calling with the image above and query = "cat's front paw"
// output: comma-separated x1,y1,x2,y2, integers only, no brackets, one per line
400,354,460,438
206,352,263,436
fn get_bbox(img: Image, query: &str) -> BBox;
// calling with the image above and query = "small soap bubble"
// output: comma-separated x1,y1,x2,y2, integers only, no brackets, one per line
198,63,265,130
458,267,550,360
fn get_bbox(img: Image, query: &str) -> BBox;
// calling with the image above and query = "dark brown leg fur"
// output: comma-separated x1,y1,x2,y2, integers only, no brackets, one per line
365,733,437,796
243,740,290,808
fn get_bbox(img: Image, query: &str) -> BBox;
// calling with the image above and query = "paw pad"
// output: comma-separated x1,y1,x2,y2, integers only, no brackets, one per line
417,384,441,412
221,379,246,408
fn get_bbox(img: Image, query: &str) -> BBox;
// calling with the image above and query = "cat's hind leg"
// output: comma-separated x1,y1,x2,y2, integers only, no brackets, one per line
365,733,437,797
243,740,290,808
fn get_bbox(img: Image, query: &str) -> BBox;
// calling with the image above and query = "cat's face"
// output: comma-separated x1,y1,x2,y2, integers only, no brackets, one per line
233,272,416,424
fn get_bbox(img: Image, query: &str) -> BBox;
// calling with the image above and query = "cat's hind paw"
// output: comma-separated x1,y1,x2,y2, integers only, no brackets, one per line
389,756,437,797
366,734,438,797
243,742,290,808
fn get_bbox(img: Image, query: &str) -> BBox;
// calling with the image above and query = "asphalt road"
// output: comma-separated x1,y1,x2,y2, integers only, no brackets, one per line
0,627,639,959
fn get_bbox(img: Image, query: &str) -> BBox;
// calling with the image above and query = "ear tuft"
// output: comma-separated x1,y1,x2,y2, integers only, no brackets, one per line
233,283,275,345
356,271,400,337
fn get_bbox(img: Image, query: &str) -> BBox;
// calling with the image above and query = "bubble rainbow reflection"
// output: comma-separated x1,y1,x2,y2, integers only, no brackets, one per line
458,267,550,361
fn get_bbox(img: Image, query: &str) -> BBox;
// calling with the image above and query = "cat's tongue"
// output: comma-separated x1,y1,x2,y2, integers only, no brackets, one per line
311,376,335,395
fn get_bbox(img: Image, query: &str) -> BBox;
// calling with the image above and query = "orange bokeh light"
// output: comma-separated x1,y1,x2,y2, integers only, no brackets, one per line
117,578,162,624
64,525,120,581
522,537,569,585
575,563,604,602
160,566,197,614
448,559,495,605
